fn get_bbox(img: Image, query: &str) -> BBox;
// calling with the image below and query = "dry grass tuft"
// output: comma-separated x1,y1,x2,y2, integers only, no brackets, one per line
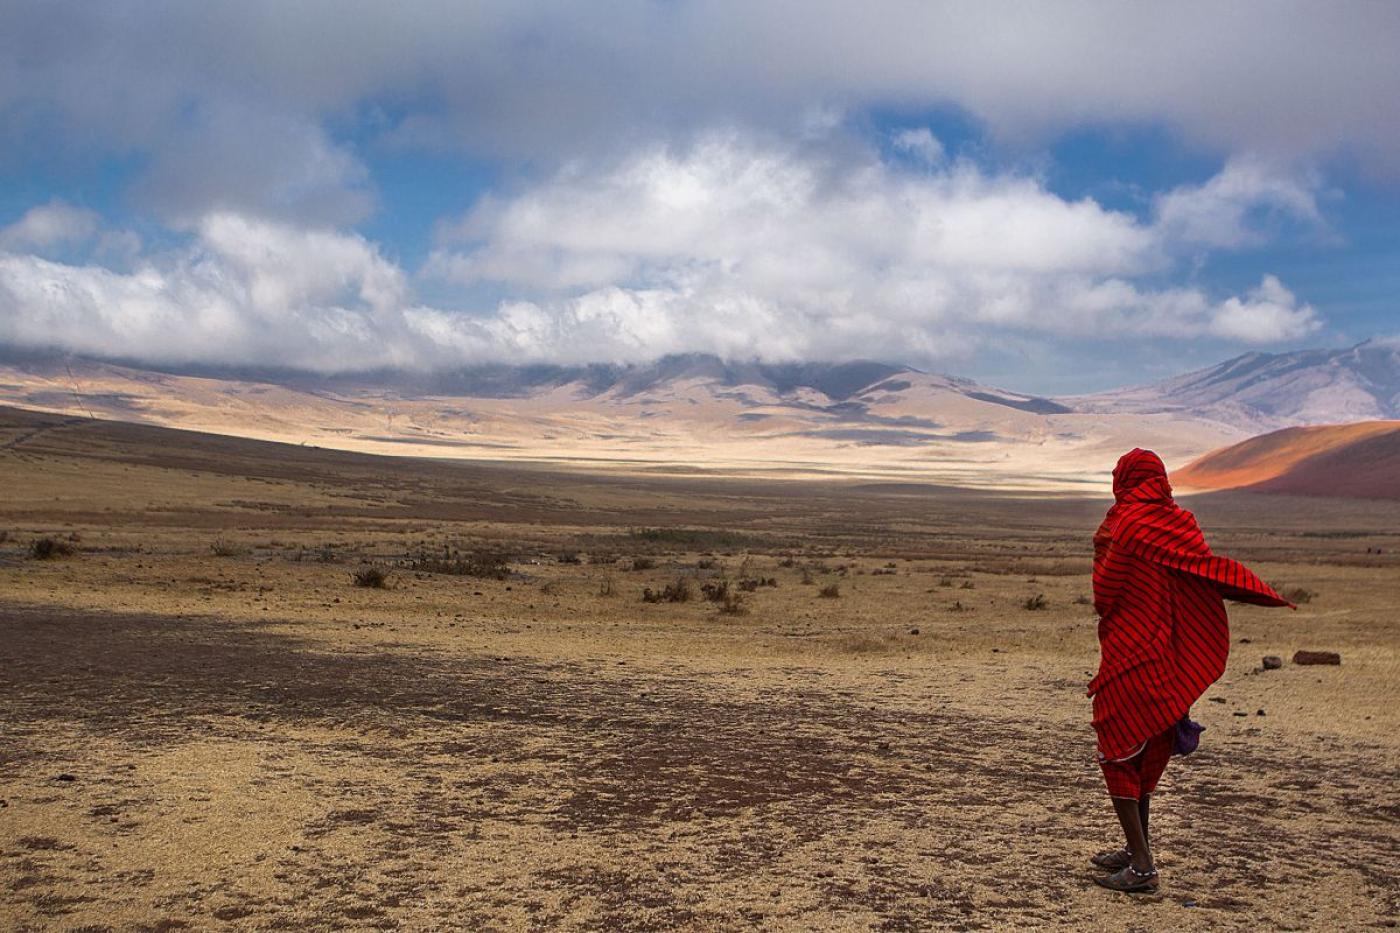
1272,583,1316,604
717,592,748,616
28,537,74,560
352,566,391,588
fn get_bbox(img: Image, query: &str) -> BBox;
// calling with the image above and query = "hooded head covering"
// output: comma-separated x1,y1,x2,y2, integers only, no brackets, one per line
1095,448,1175,561
1112,448,1173,505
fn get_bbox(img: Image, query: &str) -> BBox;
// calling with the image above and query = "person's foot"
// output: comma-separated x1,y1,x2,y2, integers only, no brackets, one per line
1090,848,1131,870
1094,864,1159,894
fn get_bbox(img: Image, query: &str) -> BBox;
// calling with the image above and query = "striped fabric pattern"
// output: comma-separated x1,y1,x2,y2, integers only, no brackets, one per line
1088,449,1292,760
1099,728,1174,799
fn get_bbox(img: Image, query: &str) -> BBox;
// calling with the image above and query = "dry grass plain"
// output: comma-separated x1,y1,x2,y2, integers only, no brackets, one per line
1,406,1396,931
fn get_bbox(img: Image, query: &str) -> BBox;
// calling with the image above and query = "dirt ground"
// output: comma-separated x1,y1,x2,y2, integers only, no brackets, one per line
1,407,1396,931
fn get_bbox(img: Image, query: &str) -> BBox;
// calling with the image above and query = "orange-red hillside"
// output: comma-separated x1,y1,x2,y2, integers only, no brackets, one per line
1174,421,1400,499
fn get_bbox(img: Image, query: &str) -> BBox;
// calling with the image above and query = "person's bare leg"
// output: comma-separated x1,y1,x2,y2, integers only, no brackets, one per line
1096,797,1160,891
1110,796,1153,872
1138,793,1151,854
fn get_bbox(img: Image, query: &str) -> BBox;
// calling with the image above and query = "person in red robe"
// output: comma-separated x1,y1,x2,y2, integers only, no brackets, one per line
1088,448,1293,893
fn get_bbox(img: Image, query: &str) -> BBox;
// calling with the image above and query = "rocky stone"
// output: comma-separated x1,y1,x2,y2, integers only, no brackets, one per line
1293,650,1341,666
1262,655,1283,670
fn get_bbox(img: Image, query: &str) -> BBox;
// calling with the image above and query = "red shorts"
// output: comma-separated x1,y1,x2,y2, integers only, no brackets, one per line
1099,728,1172,799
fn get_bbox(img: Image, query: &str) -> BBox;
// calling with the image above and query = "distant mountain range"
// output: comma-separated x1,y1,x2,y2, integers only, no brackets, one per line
315,339,1393,429
321,355,920,403
1071,339,1400,431
0,340,1394,489
229,352,1069,414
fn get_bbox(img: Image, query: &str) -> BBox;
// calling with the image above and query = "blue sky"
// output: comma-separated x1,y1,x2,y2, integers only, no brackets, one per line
0,2,1397,393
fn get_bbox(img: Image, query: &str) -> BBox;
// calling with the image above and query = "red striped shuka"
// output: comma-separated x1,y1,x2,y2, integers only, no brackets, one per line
1089,449,1293,761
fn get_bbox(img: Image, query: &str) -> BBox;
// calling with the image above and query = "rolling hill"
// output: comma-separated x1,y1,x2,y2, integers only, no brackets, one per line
1174,420,1400,499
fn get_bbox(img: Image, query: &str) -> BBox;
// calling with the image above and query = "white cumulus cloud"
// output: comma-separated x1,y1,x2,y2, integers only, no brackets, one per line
424,134,1320,361
0,201,99,253
1207,275,1319,342
0,135,1324,375
891,128,944,165
1,214,426,371
1155,157,1323,249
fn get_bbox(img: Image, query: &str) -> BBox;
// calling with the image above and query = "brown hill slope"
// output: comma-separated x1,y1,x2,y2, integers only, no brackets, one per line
1175,421,1400,499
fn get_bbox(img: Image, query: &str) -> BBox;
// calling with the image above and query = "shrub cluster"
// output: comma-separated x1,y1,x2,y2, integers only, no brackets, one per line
406,546,510,580
642,578,692,603
700,579,730,602
629,528,757,549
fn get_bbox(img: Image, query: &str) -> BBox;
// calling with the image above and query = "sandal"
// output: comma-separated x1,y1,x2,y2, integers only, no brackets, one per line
1090,848,1131,870
1094,864,1159,894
